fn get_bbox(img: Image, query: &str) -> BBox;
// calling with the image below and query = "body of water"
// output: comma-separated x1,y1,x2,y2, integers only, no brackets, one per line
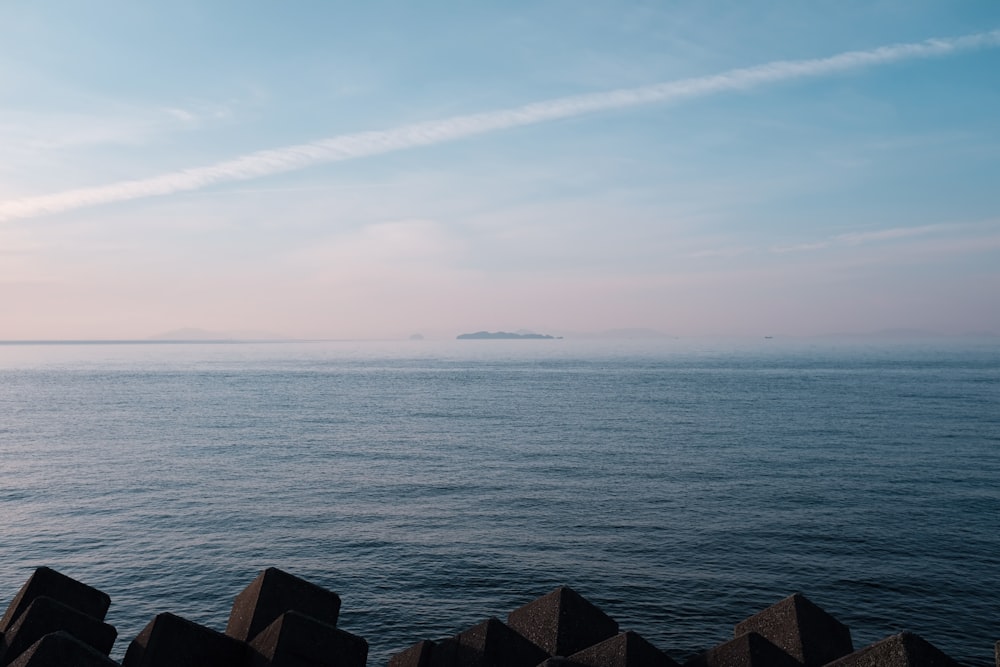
0,338,997,664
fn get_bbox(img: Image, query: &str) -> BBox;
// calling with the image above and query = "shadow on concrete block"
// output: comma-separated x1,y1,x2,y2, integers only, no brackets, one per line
683,631,801,667
426,637,463,667
123,612,248,667
452,617,549,667
507,587,619,657
227,568,342,643
389,639,436,667
6,631,118,667
248,609,367,667
824,632,960,667
0,568,110,633
734,592,852,667
1,596,116,664
569,630,679,667
537,659,586,667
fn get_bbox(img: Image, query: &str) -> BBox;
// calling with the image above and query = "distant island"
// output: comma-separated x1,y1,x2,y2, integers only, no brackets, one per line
457,331,560,340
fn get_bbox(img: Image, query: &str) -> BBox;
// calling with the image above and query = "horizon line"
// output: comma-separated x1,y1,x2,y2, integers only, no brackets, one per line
1,330,997,345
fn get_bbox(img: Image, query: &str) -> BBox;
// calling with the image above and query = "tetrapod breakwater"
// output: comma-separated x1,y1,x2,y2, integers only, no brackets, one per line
0,566,995,666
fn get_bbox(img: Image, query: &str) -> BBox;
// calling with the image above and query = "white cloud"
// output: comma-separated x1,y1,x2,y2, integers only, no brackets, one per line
770,222,984,254
3,29,997,223
833,223,956,244
770,240,833,254
163,107,198,123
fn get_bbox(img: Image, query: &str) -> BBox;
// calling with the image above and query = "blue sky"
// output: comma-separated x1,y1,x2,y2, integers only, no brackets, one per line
2,2,999,339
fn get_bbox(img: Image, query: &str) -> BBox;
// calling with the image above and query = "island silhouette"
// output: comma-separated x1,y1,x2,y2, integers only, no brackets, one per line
456,331,560,340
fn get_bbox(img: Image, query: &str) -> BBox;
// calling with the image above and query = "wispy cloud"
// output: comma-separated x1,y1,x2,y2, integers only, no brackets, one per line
834,223,956,244
770,222,985,254
770,241,832,254
2,29,998,223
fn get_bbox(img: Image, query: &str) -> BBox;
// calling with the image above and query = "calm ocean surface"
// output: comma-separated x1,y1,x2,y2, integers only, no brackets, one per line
0,338,997,665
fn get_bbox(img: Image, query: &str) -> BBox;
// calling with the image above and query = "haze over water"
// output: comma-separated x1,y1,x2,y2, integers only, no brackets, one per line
1,338,997,665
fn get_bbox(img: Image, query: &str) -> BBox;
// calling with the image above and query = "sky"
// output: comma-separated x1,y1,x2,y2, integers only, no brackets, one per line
2,2,999,340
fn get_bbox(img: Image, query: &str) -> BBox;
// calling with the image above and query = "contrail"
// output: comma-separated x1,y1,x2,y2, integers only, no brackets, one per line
2,29,998,222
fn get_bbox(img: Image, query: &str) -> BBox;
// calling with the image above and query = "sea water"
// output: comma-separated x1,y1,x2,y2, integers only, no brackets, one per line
0,338,997,665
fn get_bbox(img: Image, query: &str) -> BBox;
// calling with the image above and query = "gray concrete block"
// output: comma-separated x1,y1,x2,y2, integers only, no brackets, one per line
389,633,492,667
536,659,585,667
1,596,116,664
6,631,118,667
0,568,110,632
248,610,367,667
507,587,619,657
569,630,679,667
823,632,960,667
388,640,436,667
123,611,247,667
226,568,341,643
452,617,549,667
734,592,852,667
427,637,463,667
683,631,801,667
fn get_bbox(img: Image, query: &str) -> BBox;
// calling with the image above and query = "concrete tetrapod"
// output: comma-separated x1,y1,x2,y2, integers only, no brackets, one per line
506,586,619,658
